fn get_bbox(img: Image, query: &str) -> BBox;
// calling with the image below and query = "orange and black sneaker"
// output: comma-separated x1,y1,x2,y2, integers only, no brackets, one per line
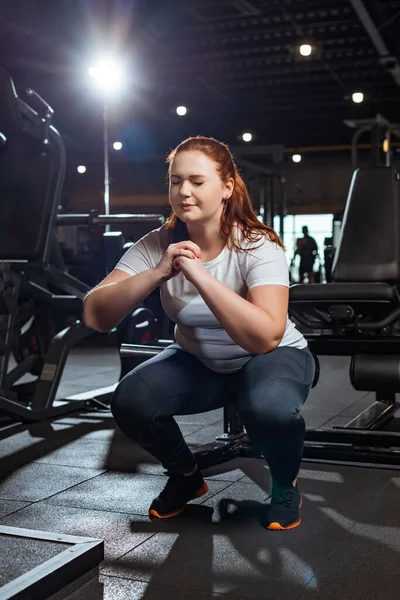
149,468,209,519
262,480,302,531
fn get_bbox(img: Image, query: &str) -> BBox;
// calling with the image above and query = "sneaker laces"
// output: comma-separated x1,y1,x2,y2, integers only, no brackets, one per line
271,483,295,507
159,474,185,499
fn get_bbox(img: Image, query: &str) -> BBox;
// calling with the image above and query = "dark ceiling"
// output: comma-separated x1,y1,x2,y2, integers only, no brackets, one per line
1,0,400,159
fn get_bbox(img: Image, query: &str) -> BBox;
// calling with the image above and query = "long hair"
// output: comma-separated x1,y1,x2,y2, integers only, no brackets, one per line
164,136,284,251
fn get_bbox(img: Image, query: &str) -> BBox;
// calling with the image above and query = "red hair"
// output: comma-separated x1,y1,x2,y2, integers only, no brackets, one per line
164,136,284,251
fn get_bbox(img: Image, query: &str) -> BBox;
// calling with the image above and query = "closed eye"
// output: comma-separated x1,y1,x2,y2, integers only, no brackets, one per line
170,181,204,186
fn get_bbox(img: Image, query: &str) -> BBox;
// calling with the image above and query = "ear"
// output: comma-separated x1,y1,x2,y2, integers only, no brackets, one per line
223,177,234,199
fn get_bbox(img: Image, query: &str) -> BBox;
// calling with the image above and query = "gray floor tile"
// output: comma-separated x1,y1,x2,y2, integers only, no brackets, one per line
196,475,360,539
299,532,400,600
60,574,225,600
0,499,31,519
202,457,261,482
348,491,400,545
185,423,230,446
0,422,80,459
56,382,114,399
1,502,155,564
3,349,399,600
296,463,393,504
175,408,224,426
32,438,157,472
103,526,341,599
0,536,68,587
0,463,105,502
33,424,204,471
44,471,232,516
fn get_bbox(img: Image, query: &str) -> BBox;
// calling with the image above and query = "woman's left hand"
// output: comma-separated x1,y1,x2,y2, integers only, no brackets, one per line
172,254,207,285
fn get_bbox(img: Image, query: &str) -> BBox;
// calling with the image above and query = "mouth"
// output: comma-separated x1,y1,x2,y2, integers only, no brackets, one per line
180,204,196,209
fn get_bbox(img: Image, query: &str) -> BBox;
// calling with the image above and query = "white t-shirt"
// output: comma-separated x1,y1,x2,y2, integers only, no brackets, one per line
116,224,307,373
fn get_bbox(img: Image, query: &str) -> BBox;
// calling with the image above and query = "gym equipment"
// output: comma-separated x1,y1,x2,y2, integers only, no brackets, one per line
119,166,400,468
288,166,400,463
0,67,106,600
0,65,99,422
57,212,165,283
0,66,164,423
345,113,400,171
0,526,103,600
117,307,161,347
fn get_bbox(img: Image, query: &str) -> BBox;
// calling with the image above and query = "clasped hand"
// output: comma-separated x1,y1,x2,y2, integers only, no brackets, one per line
172,253,206,284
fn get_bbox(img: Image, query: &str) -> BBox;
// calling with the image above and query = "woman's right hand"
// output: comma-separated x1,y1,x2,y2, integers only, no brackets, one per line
153,241,202,281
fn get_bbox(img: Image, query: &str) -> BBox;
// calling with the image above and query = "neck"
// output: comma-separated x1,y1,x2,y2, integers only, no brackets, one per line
186,222,225,251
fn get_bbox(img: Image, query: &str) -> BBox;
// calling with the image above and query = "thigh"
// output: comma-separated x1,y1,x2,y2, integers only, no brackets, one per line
233,346,315,414
121,345,231,417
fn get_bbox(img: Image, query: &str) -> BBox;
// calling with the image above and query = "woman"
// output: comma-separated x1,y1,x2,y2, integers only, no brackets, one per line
83,136,315,531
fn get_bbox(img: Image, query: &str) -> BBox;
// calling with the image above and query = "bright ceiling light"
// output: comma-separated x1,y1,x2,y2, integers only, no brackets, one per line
77,165,87,174
242,132,252,142
352,92,364,104
292,154,302,163
176,106,187,116
113,141,123,151
88,59,123,94
299,44,313,57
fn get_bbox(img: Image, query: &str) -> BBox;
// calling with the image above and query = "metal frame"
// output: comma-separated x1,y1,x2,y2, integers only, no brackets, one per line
350,0,400,88
0,321,116,423
0,526,103,600
0,68,165,424
0,268,117,422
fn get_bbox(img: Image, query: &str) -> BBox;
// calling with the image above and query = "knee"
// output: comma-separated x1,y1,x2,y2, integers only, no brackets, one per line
111,372,152,423
238,397,303,431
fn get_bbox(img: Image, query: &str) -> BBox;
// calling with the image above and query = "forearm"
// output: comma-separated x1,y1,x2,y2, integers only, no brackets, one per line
83,268,163,332
191,271,282,354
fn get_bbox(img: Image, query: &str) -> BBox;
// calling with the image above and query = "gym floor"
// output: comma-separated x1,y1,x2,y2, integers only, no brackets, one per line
1,348,400,599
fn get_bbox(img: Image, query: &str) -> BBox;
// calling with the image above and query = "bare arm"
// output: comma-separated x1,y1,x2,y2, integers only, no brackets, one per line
189,270,288,354
83,239,202,332
83,268,163,332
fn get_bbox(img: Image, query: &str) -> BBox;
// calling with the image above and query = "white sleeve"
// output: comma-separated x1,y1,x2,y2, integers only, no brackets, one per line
245,238,289,289
115,228,162,276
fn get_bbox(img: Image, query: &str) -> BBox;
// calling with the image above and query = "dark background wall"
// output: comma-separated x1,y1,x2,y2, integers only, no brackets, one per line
63,148,400,216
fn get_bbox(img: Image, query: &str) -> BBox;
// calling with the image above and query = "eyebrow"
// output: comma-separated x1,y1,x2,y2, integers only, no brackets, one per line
170,173,206,178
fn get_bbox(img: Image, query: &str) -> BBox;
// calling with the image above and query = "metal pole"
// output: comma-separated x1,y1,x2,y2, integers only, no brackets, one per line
351,126,371,171
371,124,380,167
103,101,110,232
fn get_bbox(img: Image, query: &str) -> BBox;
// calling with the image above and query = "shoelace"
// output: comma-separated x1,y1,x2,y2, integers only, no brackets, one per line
271,488,295,508
159,475,186,498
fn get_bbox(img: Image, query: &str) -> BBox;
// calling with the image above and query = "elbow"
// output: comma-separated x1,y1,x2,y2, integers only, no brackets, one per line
83,314,109,333
83,309,110,333
259,334,283,354
82,310,98,332
82,296,106,332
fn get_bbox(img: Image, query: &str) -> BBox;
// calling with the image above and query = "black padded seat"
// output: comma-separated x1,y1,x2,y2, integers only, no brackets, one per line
289,168,400,335
290,282,400,304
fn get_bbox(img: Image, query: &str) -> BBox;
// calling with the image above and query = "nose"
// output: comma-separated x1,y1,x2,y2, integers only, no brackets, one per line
179,181,192,197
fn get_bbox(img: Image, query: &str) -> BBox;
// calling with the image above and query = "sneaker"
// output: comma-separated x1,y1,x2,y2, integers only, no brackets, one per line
262,480,302,531
149,468,209,519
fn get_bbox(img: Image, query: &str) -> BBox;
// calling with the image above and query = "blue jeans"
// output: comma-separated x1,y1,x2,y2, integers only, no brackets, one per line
111,345,315,484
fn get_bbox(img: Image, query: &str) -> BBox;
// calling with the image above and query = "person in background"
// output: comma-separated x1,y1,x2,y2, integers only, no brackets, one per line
294,226,319,283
